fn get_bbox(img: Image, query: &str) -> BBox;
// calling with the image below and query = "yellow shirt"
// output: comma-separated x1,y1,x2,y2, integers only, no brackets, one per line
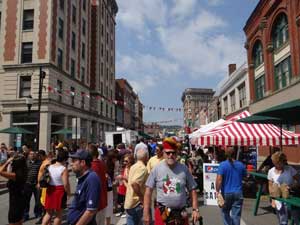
124,160,148,209
147,155,164,173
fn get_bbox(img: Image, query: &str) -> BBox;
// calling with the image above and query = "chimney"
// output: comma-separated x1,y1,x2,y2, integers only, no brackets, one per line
228,64,236,76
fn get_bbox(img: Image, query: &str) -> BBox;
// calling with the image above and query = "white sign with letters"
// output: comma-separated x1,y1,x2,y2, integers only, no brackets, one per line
203,163,219,206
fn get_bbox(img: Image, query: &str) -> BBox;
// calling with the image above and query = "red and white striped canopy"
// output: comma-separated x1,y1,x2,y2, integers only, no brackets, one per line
198,111,300,146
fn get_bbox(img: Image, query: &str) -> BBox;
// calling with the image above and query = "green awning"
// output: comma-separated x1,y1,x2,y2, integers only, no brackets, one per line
237,115,282,124
138,131,153,139
0,127,33,134
254,99,300,124
52,128,72,135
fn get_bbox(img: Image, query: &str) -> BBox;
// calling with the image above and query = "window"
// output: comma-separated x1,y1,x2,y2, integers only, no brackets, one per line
57,80,62,102
101,24,104,36
23,9,34,30
71,32,76,50
19,76,31,98
59,0,64,11
101,63,104,76
81,67,85,82
253,41,263,68
110,106,113,119
83,0,86,11
223,97,228,115
106,104,108,117
274,56,291,90
70,87,75,106
71,59,75,78
272,13,289,50
72,5,76,24
101,43,104,56
58,18,64,39
100,82,103,95
81,92,85,109
238,83,246,108
230,91,235,112
255,75,265,101
21,42,33,63
101,102,103,115
82,43,85,59
82,19,86,36
58,48,63,69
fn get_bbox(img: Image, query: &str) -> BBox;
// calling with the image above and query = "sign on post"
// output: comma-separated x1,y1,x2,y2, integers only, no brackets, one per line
203,163,219,206
72,117,81,140
16,134,22,148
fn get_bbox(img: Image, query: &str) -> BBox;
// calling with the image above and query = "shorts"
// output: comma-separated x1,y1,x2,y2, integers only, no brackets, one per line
9,192,25,223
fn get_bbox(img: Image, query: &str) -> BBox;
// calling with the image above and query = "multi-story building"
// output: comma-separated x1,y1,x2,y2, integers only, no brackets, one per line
244,0,300,115
0,0,118,150
218,63,250,119
115,78,143,131
181,88,215,129
244,0,300,163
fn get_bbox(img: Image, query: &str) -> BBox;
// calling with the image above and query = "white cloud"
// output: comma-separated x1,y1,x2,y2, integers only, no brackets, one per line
206,0,224,6
117,53,180,93
117,0,167,32
157,10,245,78
170,0,197,20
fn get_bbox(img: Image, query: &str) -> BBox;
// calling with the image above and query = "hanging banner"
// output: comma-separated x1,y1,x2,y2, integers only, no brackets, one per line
72,117,81,139
203,163,219,206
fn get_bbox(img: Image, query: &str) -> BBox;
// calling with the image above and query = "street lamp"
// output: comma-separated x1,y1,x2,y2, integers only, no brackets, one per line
25,95,33,114
36,67,46,150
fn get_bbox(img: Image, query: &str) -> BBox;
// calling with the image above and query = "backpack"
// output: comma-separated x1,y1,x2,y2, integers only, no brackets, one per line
39,165,51,188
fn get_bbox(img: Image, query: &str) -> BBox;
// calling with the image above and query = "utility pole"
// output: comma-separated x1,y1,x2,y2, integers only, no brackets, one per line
36,66,46,150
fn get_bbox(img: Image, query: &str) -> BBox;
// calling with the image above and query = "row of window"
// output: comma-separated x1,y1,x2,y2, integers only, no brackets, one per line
252,13,289,68
222,83,246,114
254,56,291,101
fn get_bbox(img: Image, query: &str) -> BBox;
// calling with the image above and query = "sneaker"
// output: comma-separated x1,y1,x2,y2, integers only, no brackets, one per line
121,213,126,218
115,212,122,217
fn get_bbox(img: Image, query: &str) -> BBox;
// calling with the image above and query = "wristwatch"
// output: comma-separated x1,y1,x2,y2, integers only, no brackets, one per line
192,208,199,212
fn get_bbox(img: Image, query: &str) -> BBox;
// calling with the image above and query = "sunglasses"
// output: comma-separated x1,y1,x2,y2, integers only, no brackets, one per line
124,160,128,163
165,151,176,156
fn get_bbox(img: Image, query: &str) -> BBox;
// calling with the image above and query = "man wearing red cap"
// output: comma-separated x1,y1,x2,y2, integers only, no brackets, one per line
143,137,200,225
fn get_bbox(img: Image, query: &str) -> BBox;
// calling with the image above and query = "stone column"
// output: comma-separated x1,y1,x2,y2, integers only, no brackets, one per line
39,111,51,151
0,113,12,146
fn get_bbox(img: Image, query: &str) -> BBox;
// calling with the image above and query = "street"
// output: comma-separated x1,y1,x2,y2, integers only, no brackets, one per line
0,173,279,225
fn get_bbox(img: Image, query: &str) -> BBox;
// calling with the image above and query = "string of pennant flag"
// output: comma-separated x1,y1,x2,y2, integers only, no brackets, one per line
47,85,183,112
145,118,183,124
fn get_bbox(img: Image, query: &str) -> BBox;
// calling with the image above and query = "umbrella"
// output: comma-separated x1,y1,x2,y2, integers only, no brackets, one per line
0,127,33,134
254,99,300,124
52,128,72,135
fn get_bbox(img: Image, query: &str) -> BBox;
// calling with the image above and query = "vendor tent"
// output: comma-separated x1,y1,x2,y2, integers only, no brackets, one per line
197,110,300,146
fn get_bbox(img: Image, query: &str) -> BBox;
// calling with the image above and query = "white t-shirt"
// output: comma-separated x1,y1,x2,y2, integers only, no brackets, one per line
267,165,298,209
49,164,66,186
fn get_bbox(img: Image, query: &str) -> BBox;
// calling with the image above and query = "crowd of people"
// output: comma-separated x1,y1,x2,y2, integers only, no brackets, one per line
0,138,299,225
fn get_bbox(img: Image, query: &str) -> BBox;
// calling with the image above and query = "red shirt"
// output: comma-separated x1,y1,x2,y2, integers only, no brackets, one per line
91,159,107,210
117,169,127,195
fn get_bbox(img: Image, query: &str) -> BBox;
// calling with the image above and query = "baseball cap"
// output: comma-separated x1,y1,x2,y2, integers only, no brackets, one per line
69,149,92,162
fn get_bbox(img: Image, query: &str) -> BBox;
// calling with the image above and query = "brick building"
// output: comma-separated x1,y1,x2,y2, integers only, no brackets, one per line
0,0,118,149
244,0,300,163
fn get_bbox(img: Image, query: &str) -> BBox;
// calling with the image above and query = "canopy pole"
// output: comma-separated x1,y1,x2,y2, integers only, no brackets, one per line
280,122,283,151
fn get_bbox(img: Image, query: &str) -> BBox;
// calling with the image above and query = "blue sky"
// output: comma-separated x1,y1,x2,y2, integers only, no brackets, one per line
115,0,259,125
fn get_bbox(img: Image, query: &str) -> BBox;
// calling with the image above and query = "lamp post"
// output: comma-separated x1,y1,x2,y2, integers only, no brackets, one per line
25,95,33,114
36,67,46,150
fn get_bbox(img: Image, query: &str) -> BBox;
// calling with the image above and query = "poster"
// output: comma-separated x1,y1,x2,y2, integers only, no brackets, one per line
203,163,219,206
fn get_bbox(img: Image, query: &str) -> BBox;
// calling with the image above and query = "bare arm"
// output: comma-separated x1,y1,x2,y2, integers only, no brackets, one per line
0,158,15,180
143,187,153,225
75,210,97,225
62,168,71,195
216,174,222,193
190,189,200,223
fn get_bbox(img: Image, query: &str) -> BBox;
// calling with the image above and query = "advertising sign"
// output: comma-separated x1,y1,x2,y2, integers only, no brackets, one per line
16,134,22,148
72,117,81,139
203,163,219,206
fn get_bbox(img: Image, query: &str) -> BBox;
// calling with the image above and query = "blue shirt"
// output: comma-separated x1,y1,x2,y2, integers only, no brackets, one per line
217,160,246,194
67,170,101,225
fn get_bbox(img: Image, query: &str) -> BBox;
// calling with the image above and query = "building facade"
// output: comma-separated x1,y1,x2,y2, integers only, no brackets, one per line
115,78,143,131
244,0,300,114
0,0,118,150
218,63,250,119
181,88,215,129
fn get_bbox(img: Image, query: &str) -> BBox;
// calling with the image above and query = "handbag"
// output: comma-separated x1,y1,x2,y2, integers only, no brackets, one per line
39,165,51,188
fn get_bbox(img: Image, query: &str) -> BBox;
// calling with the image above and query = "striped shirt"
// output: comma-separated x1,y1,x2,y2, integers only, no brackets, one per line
26,160,42,185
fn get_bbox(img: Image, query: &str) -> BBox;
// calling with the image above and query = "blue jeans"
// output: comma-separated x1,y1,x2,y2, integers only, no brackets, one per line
126,204,143,225
221,193,243,225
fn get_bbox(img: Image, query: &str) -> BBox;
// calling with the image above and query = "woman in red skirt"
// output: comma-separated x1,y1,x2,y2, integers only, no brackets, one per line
42,150,70,225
